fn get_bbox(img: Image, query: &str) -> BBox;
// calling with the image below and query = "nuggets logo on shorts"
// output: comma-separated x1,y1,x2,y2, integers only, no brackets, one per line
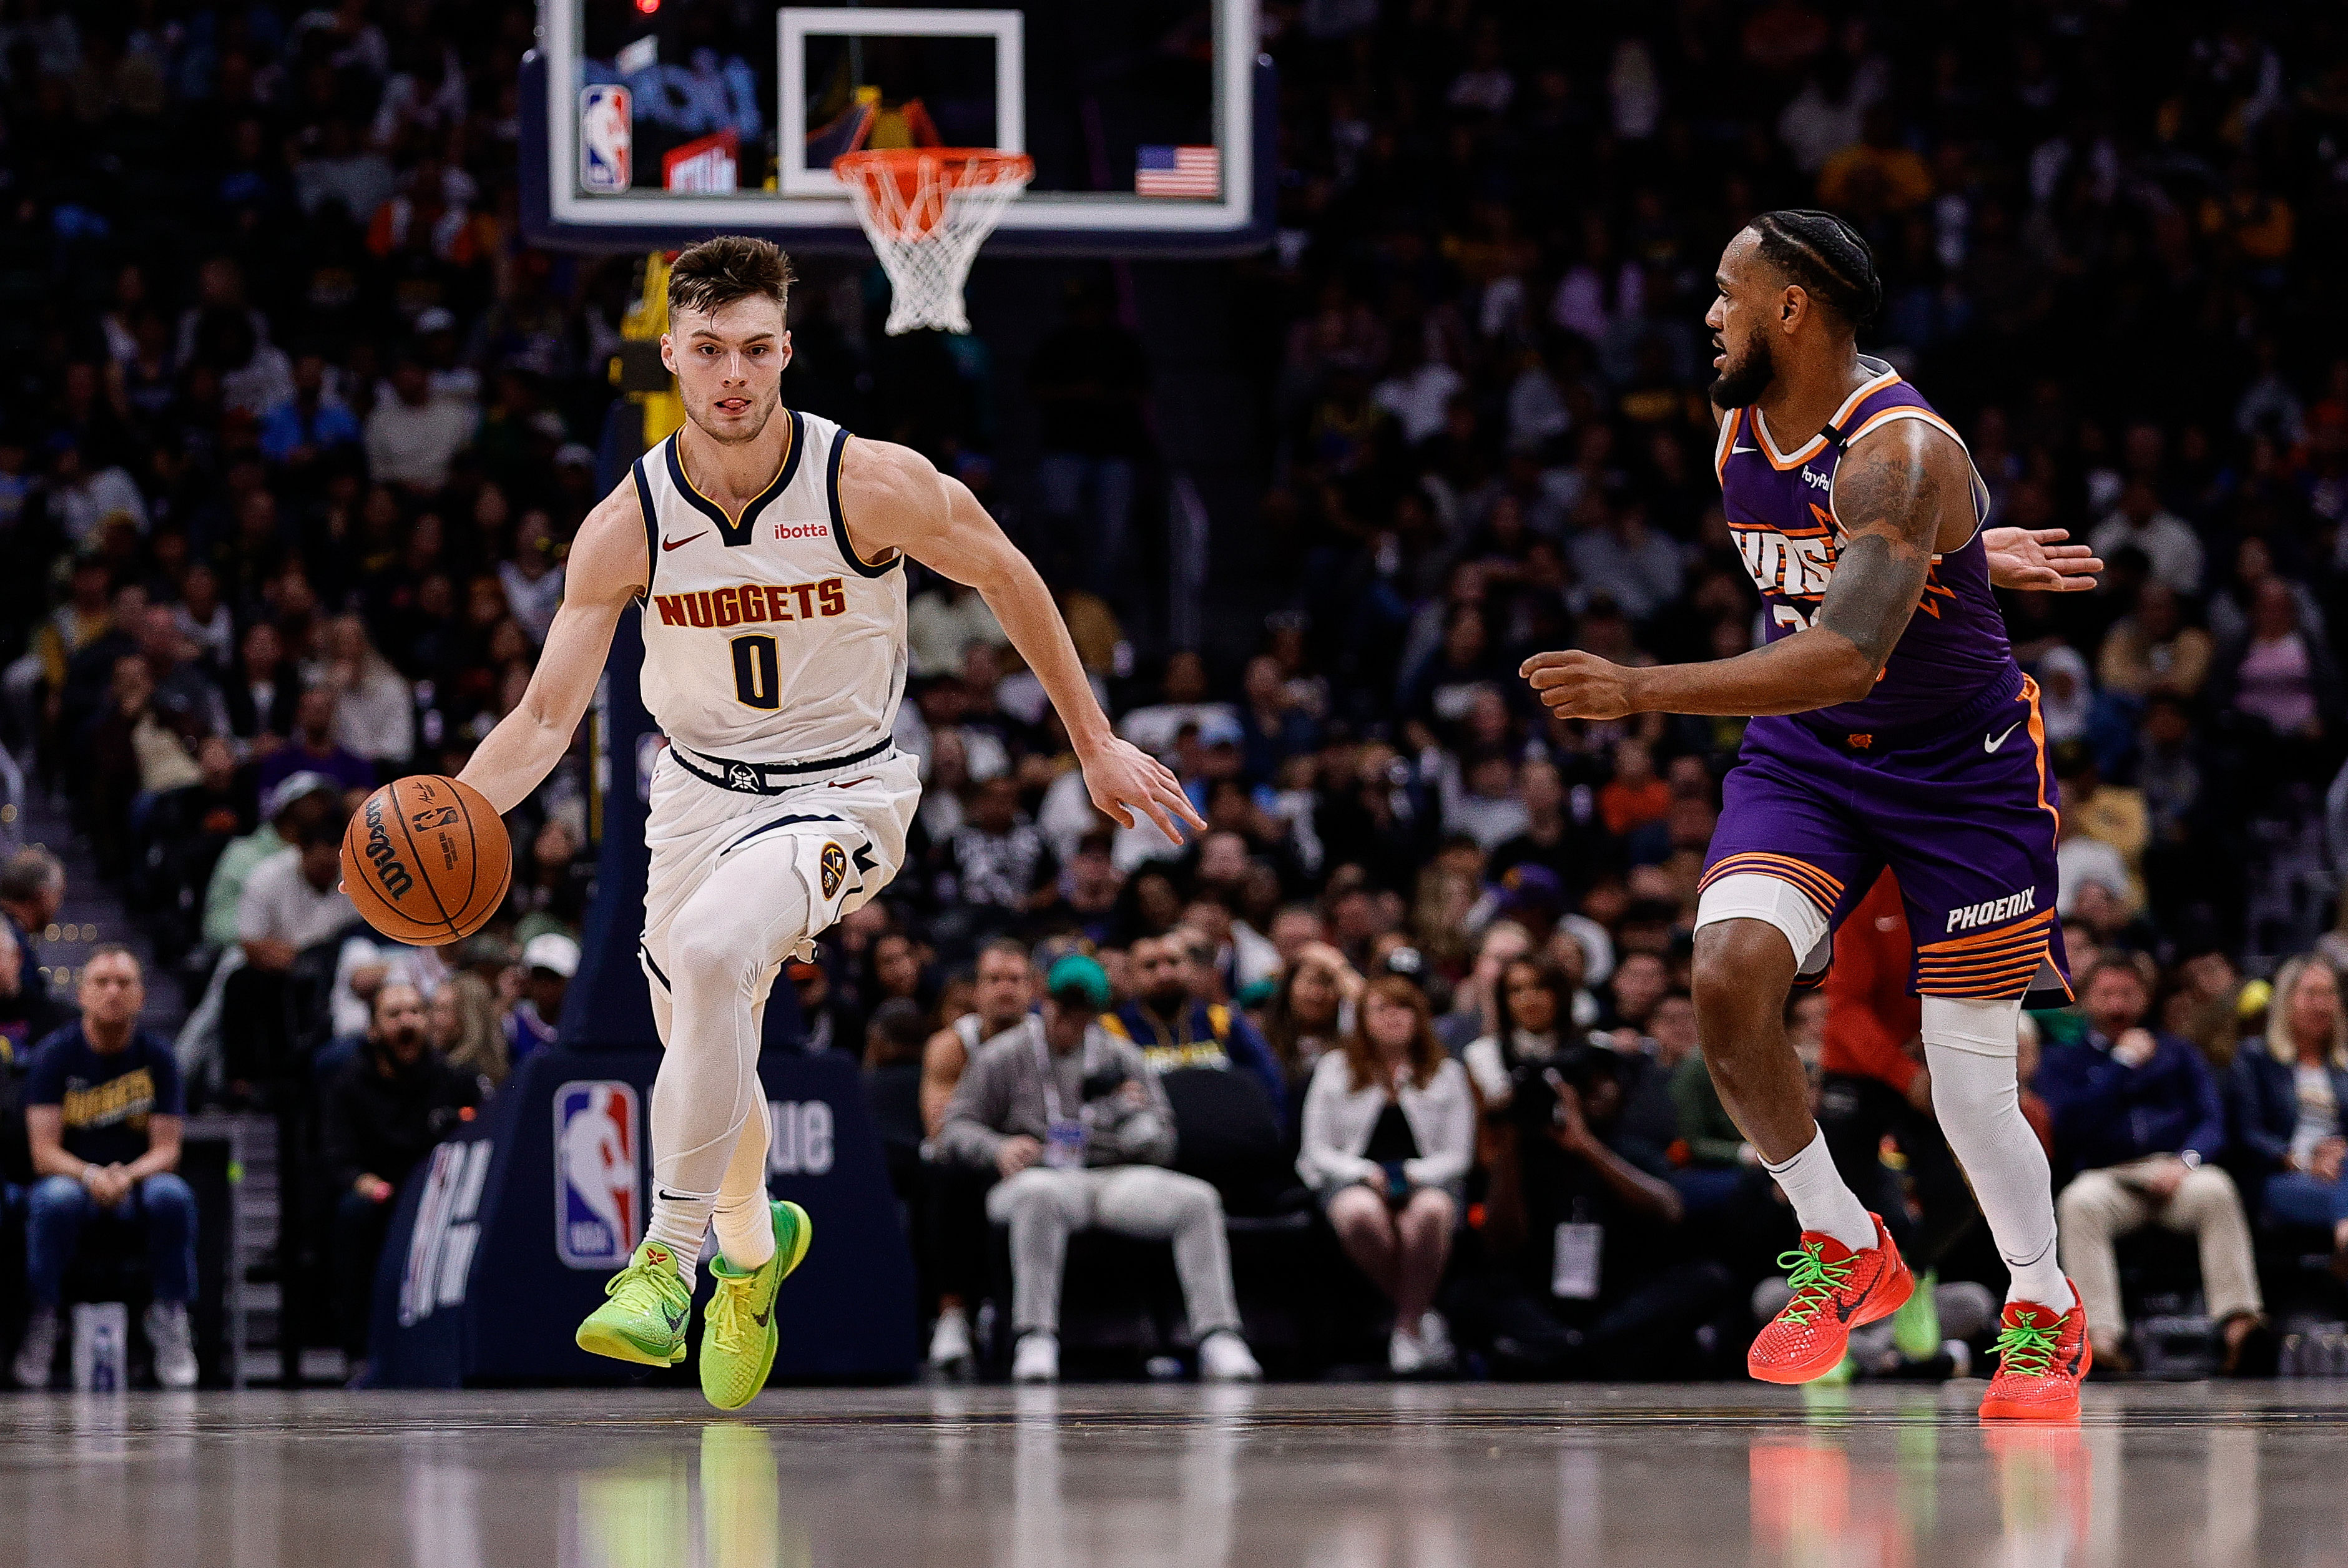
820,841,847,901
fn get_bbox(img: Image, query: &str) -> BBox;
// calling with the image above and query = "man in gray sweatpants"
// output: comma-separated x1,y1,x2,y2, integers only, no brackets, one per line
936,952,1262,1383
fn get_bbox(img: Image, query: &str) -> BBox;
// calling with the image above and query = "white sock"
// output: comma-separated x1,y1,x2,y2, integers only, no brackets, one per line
646,833,816,1290
1761,1125,1877,1253
645,1190,716,1293
1921,996,2076,1314
711,1098,777,1272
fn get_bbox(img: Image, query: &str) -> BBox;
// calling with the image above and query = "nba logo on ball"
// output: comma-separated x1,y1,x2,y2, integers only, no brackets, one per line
578,85,631,194
554,1080,641,1268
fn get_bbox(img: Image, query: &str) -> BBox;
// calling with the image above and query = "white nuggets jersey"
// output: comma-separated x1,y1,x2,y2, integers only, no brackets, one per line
631,411,907,767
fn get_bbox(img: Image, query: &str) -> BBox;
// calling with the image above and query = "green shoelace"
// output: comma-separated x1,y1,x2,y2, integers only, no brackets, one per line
707,1274,764,1355
604,1257,687,1316
1773,1242,1857,1325
1992,1316,2061,1377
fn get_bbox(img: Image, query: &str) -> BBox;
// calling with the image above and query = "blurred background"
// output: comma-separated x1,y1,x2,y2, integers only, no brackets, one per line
0,0,2344,1391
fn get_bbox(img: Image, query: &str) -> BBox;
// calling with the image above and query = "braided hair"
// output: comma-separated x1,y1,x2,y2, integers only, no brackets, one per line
1749,208,1882,331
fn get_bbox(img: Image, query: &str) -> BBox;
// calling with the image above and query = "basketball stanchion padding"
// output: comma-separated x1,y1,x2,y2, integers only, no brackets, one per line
833,147,1034,335
343,775,513,944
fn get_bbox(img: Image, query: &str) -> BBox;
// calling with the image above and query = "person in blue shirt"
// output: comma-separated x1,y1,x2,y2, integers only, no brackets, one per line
2035,955,2266,1373
257,353,361,469
502,932,577,1069
1102,931,1286,1133
12,946,200,1389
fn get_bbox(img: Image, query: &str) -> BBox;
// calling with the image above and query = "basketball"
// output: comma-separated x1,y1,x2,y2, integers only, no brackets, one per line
340,775,511,946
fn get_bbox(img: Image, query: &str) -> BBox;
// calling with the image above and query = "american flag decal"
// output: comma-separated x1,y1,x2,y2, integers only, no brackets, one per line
1136,145,1220,197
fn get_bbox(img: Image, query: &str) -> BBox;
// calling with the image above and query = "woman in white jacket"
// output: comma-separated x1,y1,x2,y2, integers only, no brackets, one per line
1297,975,1475,1374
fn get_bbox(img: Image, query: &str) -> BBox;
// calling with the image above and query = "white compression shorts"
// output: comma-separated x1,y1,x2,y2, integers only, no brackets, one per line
1694,871,1833,981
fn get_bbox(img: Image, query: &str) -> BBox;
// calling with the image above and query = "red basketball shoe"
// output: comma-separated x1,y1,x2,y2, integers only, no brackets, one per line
1977,1283,2091,1421
1747,1214,1914,1384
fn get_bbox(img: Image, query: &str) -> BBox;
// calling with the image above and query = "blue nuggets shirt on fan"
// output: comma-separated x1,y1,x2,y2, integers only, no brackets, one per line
25,1024,184,1166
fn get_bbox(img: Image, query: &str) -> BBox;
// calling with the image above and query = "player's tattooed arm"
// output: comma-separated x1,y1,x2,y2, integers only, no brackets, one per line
1522,419,1970,718
1812,423,1948,677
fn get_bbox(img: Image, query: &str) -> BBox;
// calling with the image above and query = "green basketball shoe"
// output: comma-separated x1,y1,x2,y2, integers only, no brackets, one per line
699,1202,813,1410
576,1241,694,1368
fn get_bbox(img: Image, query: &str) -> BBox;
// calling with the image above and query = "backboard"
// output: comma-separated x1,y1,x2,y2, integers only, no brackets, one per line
523,0,1271,257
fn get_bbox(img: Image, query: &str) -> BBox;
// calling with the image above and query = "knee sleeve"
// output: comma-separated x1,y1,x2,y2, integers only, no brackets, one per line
1694,873,1831,977
1924,993,2063,1288
1920,994,2021,1057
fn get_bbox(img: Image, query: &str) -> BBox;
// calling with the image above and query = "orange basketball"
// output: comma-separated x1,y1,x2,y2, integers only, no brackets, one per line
341,775,512,946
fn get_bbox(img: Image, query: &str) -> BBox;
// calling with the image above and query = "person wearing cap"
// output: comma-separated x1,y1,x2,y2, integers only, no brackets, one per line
220,811,360,1090
233,801,356,975
936,953,1261,1384
1490,863,1566,948
504,933,579,1067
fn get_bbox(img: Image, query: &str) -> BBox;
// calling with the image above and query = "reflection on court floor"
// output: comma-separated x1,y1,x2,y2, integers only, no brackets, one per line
0,1384,2331,1567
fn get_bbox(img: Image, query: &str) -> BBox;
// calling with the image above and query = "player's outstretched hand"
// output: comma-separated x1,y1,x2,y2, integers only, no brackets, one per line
1520,649,1637,720
1081,736,1208,843
1983,526,2102,592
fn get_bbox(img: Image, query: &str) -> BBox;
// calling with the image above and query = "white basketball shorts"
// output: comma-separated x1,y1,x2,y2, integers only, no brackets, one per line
638,743,921,999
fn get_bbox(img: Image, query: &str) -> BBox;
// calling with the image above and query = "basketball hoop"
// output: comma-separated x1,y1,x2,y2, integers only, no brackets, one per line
834,148,1034,336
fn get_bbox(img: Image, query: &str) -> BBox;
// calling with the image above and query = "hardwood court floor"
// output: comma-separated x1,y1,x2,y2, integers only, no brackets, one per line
4,1381,2341,1566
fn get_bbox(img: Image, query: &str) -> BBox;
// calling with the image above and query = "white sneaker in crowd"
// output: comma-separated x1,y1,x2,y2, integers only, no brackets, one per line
1198,1330,1262,1383
147,1303,199,1390
927,1307,974,1376
1388,1327,1428,1376
1417,1311,1457,1371
12,1308,57,1389
1012,1331,1059,1384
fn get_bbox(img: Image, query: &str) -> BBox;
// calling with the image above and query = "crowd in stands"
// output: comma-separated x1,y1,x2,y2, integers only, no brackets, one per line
4,0,2348,1382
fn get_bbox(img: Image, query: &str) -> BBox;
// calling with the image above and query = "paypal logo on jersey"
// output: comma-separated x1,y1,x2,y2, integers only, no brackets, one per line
1802,467,1832,491
555,1080,642,1268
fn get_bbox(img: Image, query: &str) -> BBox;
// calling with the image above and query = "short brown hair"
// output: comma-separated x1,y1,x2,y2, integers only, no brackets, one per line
84,943,141,976
668,235,795,320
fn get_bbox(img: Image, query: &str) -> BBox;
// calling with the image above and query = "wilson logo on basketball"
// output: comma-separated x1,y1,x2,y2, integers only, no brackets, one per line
362,794,415,898
650,578,847,629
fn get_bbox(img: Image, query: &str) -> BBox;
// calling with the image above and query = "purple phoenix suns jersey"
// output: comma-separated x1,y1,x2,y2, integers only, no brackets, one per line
1714,356,2010,730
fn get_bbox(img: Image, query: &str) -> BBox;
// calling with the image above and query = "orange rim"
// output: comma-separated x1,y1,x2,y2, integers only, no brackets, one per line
833,147,1034,240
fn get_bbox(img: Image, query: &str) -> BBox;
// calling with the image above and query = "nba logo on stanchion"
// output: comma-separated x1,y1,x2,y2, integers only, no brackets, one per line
578,86,631,194
555,1080,641,1268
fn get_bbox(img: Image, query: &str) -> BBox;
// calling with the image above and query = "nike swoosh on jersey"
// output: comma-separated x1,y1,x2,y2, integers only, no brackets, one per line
1984,722,2023,753
1730,445,1759,455
661,532,707,552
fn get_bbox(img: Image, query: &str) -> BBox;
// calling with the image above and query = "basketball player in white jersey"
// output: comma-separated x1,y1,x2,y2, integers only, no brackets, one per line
458,237,1202,1408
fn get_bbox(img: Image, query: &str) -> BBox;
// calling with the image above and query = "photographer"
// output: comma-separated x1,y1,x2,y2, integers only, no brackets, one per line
936,953,1261,1384
1460,1041,1733,1379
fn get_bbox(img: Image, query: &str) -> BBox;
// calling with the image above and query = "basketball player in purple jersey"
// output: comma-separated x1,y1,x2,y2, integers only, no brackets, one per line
1521,212,2103,1419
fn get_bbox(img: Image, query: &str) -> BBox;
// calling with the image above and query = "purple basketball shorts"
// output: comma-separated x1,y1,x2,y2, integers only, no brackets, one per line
1701,670,2073,1003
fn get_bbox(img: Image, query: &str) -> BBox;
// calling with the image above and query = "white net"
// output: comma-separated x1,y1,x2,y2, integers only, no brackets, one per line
835,150,1034,336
